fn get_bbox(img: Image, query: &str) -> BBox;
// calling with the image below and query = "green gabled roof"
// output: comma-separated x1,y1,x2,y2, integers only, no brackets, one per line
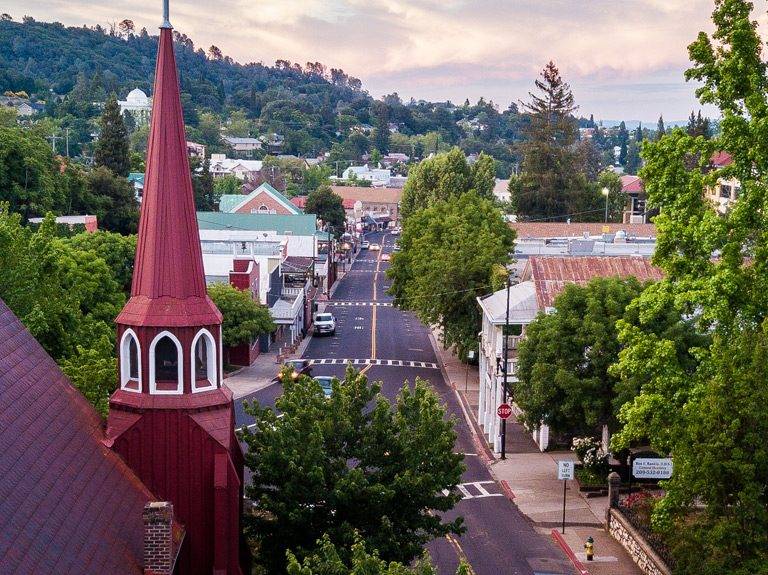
197,212,318,235
218,182,301,214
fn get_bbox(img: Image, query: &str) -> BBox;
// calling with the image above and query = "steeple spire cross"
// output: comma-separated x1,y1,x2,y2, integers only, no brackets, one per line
161,0,172,29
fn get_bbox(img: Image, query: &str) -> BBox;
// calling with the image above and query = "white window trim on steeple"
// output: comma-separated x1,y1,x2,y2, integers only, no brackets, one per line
119,328,142,393
191,329,217,393
149,330,184,395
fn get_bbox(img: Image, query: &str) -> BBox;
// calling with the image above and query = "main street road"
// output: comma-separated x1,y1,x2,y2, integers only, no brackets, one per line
235,231,573,575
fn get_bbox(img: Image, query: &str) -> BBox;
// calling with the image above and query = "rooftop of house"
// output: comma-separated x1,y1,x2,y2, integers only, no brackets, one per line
291,195,357,210
197,212,318,236
477,280,538,324
219,182,300,214
222,136,261,145
329,186,402,204
511,221,657,239
0,298,157,574
620,175,644,194
710,150,733,168
524,256,664,309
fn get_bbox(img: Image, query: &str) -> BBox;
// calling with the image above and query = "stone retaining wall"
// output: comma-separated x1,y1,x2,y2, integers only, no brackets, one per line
607,508,671,575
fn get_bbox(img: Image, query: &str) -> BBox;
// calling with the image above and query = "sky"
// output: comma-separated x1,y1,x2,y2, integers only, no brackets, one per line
6,0,732,123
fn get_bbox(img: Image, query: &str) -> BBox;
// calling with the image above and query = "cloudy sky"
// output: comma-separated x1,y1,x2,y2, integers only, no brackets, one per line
7,0,729,122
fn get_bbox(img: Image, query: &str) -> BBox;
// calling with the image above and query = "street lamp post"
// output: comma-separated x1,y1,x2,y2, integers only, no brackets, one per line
602,187,610,223
500,275,511,460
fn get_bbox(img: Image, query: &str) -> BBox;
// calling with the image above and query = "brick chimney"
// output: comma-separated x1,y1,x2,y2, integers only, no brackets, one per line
143,501,177,575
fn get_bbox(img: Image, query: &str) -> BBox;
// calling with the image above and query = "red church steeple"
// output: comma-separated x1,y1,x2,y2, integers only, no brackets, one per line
107,3,246,573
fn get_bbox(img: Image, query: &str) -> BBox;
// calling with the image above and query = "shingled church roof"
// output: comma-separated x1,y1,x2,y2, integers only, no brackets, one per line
0,299,154,574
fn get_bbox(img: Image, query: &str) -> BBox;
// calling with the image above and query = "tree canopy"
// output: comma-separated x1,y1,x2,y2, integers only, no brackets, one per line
241,368,465,573
515,277,646,438
305,185,346,236
610,1,768,571
207,283,274,347
94,94,130,177
399,147,495,218
388,191,515,355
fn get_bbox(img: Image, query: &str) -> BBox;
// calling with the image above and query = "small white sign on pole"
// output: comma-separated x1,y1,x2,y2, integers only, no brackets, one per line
557,460,575,480
632,458,673,479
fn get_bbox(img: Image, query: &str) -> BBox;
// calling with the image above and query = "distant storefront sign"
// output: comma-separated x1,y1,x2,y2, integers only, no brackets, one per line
632,458,673,479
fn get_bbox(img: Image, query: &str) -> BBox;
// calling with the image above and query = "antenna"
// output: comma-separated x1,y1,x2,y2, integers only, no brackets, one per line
161,0,172,28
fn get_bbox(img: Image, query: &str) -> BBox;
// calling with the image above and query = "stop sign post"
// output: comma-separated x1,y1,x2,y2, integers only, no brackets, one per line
497,403,512,420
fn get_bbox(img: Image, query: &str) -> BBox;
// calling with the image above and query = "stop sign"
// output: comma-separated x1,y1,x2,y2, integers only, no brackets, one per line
497,403,512,419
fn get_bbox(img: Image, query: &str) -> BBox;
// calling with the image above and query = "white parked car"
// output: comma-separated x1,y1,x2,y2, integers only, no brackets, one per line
361,241,370,249
369,243,381,251
313,312,336,336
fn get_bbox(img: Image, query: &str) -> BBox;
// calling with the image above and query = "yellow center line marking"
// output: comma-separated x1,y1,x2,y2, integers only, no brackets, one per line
360,363,374,376
446,534,475,574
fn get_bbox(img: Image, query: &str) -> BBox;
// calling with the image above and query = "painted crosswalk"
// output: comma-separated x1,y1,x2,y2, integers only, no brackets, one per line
308,358,439,369
442,481,504,500
327,301,393,307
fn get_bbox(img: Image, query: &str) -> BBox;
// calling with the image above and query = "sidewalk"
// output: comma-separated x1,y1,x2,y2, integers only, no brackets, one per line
224,336,313,400
430,329,642,575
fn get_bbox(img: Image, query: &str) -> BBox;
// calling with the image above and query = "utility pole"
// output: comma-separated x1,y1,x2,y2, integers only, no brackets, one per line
65,128,70,158
500,274,511,459
47,133,59,154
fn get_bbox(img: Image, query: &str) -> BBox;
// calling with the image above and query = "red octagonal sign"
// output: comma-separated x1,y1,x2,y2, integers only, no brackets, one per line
497,403,512,419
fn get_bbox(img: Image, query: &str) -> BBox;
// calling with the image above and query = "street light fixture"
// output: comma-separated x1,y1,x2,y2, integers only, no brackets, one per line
500,274,511,460
601,187,610,223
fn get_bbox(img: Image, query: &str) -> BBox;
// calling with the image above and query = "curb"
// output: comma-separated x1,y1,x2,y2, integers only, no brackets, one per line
499,479,515,501
550,529,591,575
427,329,494,465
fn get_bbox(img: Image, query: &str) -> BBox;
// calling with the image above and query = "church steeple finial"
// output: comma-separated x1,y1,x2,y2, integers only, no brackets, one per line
161,0,172,29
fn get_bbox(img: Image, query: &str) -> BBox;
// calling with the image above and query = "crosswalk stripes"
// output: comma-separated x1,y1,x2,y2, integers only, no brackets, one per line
327,301,393,307
307,358,439,369
442,481,505,500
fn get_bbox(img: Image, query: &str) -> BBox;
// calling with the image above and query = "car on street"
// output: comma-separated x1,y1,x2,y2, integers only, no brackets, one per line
369,243,381,251
312,375,335,398
313,312,336,336
277,358,313,382
393,242,401,252
361,241,370,249
390,227,400,235
381,253,391,262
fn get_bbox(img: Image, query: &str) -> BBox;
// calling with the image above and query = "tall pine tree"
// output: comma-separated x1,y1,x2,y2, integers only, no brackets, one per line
656,115,666,140
94,94,130,177
512,61,587,219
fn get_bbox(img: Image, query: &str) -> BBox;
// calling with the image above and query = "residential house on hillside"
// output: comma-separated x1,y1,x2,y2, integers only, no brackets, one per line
704,151,740,214
620,175,647,223
219,182,302,215
339,165,392,187
493,179,511,203
186,141,206,159
207,153,263,180
223,136,262,157
0,95,43,117
476,256,664,452
128,172,145,201
28,214,98,232
118,88,152,125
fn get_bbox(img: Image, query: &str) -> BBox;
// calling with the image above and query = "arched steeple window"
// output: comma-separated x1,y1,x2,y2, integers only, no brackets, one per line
149,331,183,394
120,329,142,392
191,329,217,392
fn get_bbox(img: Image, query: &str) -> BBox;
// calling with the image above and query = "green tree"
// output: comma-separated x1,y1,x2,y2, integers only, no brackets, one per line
242,368,465,573
0,106,17,126
400,147,492,218
624,140,641,174
213,174,242,198
94,94,130,177
305,185,346,236
515,277,645,438
193,158,216,210
85,167,139,234
286,533,470,575
302,164,331,194
60,337,117,417
655,115,665,140
388,191,515,355
513,61,588,220
64,231,137,293
611,1,768,571
207,283,274,347
0,126,63,218
372,101,390,154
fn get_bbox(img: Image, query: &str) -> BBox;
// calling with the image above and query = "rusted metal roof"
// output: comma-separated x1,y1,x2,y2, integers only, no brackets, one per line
0,299,153,574
119,27,220,327
524,256,664,309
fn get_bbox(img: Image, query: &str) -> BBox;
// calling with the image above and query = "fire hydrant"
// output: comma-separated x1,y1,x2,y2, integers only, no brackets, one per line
584,536,594,561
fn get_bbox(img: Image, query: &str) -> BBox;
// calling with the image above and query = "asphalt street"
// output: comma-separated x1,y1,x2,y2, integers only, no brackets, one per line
235,231,572,575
